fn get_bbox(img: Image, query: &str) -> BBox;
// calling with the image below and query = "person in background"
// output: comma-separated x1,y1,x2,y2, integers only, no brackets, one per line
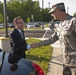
34,2,76,75
9,17,35,58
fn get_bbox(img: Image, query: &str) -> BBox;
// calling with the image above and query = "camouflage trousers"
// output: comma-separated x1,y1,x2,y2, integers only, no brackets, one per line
62,49,76,66
63,51,76,75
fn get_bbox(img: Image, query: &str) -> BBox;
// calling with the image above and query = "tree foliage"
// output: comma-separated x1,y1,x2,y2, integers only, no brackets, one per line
73,12,76,17
0,0,53,23
0,13,3,23
27,17,30,22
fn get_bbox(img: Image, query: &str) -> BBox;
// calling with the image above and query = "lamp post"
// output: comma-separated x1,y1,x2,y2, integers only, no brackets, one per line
41,0,44,29
67,7,69,14
3,0,8,37
48,2,50,10
31,15,34,22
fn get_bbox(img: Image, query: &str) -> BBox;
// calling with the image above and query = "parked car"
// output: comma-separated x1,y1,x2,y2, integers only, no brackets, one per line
34,22,40,27
54,21,60,28
0,49,44,75
26,22,40,28
26,22,35,28
8,23,15,28
49,21,60,29
0,23,4,28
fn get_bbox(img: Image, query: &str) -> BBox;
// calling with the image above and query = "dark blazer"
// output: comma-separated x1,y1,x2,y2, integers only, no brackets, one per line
9,28,27,58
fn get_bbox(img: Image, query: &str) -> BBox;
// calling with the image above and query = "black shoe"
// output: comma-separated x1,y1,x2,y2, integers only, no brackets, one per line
63,66,72,75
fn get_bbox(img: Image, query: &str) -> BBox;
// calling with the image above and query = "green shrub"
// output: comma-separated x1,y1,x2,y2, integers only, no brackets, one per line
26,38,53,74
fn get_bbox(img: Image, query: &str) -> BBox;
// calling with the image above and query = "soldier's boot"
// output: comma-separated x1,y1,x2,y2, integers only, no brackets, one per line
63,66,72,75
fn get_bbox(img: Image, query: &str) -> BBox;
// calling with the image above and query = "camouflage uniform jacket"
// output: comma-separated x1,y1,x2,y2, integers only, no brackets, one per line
37,14,76,66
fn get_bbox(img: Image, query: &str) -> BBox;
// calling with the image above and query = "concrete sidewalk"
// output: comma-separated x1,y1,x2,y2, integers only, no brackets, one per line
47,40,63,75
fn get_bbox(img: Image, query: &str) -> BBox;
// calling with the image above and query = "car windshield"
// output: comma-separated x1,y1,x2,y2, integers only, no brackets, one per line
27,22,35,25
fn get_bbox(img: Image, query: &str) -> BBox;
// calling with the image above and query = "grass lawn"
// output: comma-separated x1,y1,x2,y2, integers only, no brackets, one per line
26,38,53,75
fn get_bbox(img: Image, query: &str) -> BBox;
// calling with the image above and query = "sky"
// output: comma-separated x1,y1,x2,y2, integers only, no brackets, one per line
33,0,76,16
0,0,76,16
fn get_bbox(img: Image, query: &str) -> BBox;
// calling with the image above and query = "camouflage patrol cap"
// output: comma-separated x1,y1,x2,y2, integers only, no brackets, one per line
49,2,65,13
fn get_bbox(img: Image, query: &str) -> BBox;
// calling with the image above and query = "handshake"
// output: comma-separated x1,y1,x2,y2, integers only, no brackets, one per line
30,43,38,48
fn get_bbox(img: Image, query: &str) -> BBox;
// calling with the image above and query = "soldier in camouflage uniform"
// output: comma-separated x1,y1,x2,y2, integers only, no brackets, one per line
35,2,76,75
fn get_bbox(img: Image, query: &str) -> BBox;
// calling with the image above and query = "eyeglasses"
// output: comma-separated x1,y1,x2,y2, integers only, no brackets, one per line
16,22,24,24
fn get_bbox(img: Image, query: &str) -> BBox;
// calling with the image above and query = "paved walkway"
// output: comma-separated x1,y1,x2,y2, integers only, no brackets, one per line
46,40,63,75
